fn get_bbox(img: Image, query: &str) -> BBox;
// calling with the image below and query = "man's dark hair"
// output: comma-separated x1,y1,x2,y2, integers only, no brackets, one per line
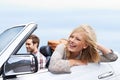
28,34,40,48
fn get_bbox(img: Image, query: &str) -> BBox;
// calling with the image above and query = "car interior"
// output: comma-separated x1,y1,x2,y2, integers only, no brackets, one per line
39,45,53,68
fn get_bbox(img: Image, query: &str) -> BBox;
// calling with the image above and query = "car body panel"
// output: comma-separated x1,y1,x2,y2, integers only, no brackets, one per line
5,52,120,80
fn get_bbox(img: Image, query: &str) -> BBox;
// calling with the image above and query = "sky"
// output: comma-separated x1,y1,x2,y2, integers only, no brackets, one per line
0,0,120,52
0,0,120,10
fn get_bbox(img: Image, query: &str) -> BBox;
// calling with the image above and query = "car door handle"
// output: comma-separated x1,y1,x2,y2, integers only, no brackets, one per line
98,71,114,79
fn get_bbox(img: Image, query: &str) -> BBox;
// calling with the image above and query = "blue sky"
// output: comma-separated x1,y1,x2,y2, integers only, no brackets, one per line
0,0,120,52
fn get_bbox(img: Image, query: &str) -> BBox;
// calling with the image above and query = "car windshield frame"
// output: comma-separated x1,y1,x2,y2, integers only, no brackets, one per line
0,25,25,56
0,23,37,68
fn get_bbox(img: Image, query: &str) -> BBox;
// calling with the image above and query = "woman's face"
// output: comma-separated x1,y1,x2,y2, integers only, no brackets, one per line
67,32,87,54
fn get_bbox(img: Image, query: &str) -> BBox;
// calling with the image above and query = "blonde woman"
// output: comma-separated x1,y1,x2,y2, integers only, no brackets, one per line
48,24,118,74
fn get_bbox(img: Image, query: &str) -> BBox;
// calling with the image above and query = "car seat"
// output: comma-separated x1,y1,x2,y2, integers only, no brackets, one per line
39,46,53,68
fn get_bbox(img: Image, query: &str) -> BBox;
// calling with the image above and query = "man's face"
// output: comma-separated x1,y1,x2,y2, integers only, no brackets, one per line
25,39,35,53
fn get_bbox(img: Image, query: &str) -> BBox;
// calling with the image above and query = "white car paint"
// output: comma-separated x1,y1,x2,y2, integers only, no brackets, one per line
6,52,120,80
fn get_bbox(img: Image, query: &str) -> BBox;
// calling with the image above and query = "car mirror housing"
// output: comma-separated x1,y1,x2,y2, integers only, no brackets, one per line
2,54,38,78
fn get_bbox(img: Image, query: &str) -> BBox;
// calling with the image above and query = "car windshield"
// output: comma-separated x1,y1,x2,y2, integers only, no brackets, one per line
0,25,25,55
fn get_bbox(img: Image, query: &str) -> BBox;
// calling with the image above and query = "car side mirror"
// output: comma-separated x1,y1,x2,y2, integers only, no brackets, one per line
2,54,38,78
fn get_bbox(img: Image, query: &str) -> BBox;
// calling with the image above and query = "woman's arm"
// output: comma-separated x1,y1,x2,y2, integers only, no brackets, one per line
48,44,71,74
97,43,118,62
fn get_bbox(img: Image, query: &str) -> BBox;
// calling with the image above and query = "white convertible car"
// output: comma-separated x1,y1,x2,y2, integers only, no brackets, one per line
0,23,120,80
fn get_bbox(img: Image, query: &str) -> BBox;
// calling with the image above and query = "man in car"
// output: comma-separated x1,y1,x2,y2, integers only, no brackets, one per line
25,34,46,69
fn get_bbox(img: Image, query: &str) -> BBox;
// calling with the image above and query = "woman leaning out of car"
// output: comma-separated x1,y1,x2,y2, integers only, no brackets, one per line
48,24,118,74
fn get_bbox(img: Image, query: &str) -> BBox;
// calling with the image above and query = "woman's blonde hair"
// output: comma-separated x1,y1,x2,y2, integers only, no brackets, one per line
66,24,100,63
